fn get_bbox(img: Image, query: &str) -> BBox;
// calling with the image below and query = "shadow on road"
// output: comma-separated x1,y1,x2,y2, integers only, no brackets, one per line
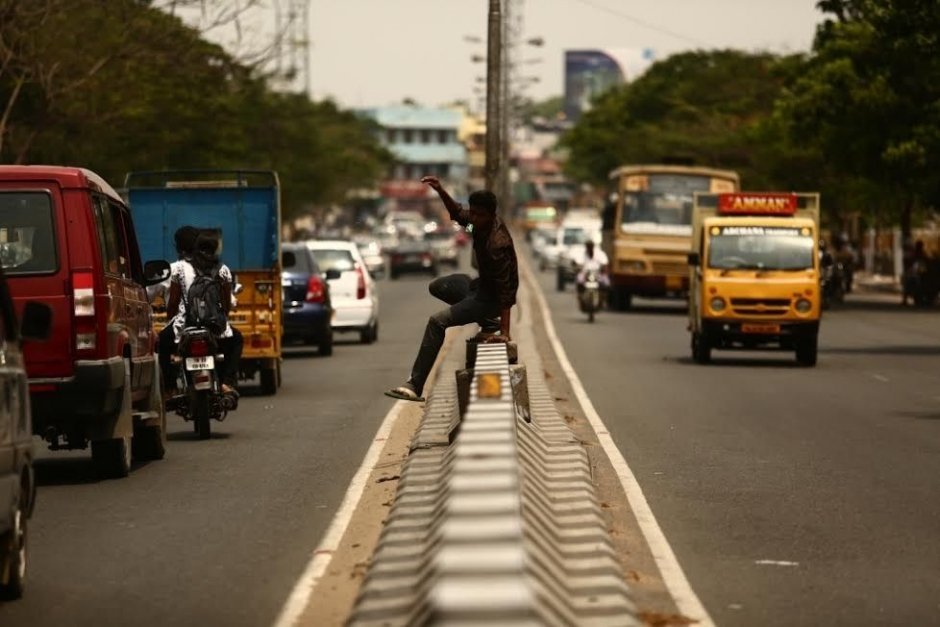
895,410,940,420
34,457,100,486
673,355,802,368
821,345,940,356
282,348,326,359
166,430,233,442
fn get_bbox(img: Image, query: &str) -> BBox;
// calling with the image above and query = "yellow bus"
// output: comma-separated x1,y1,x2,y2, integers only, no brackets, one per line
602,165,739,309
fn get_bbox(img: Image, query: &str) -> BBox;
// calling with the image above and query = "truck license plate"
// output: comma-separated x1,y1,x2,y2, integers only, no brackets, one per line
742,323,780,334
186,356,215,371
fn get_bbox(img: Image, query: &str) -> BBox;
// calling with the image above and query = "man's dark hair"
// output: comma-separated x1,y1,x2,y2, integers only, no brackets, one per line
174,226,200,257
468,190,498,214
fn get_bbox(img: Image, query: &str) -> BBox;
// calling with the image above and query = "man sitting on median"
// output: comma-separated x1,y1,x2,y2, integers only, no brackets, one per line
385,176,519,402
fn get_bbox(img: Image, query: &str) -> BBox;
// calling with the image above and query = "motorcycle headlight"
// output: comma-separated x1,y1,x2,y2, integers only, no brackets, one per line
795,298,812,313
709,297,726,312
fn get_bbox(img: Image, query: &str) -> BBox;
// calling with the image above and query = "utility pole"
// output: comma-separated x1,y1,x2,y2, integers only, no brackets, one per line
484,0,502,194
499,0,512,217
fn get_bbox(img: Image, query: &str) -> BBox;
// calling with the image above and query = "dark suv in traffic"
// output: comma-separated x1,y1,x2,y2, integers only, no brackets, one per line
0,166,169,479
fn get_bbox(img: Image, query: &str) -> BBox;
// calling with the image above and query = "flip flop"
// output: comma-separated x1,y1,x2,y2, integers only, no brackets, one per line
384,386,425,402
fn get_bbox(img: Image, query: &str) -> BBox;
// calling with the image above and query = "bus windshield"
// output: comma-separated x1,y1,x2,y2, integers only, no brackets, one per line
621,174,711,226
708,226,815,271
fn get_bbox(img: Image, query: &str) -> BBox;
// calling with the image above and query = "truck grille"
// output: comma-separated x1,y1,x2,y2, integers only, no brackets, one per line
650,260,689,276
730,298,791,316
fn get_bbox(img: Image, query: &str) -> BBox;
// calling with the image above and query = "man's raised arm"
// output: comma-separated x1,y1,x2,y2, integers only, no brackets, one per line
421,176,468,225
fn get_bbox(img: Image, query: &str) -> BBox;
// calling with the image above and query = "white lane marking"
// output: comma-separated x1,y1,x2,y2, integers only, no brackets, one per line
522,260,716,627
871,374,889,382
271,400,406,627
754,560,799,567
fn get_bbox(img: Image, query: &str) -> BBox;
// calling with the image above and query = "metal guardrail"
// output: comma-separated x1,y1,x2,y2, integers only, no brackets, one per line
350,340,637,626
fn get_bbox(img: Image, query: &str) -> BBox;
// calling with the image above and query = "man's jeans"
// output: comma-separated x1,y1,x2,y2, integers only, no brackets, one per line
407,274,500,396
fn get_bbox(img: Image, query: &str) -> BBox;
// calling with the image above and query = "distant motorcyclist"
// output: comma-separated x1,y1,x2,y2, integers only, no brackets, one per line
166,231,243,399
902,240,929,306
834,233,858,293
576,240,610,292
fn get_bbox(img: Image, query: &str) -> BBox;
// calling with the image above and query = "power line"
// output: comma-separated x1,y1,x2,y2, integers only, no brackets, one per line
564,0,712,48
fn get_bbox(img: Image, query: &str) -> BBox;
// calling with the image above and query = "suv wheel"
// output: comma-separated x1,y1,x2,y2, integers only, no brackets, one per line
133,364,167,462
92,437,132,478
0,492,28,600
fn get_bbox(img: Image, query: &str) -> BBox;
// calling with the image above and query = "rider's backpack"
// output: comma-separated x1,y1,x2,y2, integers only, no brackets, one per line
185,264,227,336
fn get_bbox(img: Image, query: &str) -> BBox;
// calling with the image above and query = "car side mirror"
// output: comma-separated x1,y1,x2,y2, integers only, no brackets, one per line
21,301,52,341
143,260,172,286
687,252,701,267
325,269,342,281
282,251,297,268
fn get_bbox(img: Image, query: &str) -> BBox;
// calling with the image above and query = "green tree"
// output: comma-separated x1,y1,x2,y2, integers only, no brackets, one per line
561,50,805,188
777,0,940,235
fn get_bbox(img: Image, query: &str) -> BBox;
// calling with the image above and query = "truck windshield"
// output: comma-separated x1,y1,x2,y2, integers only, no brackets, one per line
0,192,57,274
621,174,711,226
708,226,815,271
561,227,590,245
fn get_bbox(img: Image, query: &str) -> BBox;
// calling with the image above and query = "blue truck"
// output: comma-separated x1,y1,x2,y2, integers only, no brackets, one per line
124,170,283,395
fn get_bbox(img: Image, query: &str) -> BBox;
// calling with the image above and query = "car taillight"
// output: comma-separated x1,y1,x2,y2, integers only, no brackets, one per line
306,275,326,304
189,339,210,357
356,264,367,300
422,253,432,261
73,272,95,317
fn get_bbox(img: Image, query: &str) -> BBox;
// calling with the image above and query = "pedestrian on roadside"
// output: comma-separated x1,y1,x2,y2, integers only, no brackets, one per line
384,176,519,402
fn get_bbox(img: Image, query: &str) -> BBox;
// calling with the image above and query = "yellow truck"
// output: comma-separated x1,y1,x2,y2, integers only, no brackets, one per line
687,192,822,366
603,165,739,309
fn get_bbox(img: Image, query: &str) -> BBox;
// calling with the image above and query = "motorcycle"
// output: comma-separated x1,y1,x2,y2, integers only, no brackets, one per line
820,253,845,310
903,259,940,307
167,327,237,440
578,269,603,323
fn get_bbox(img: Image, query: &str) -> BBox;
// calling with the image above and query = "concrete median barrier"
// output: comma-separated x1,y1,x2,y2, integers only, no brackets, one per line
349,341,637,626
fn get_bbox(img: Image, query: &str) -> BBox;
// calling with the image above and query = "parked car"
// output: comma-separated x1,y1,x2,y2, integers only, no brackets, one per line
0,271,51,600
389,238,439,279
354,236,386,279
0,166,170,478
307,240,380,344
426,228,459,267
281,242,336,355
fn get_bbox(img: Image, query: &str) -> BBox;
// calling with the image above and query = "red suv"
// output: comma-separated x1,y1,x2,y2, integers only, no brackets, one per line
0,166,170,478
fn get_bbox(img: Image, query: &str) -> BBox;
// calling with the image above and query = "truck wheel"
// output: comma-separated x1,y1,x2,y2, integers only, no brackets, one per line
92,437,132,478
194,392,212,440
0,493,27,600
260,368,278,396
612,290,632,311
556,270,566,292
796,336,818,367
692,332,712,364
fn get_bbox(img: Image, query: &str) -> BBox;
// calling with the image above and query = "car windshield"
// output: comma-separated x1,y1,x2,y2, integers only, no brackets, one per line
311,248,356,273
0,192,58,274
621,174,711,226
708,226,815,271
561,227,589,245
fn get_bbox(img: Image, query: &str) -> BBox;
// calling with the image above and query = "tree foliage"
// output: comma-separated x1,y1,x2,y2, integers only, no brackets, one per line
561,50,804,188
562,2,940,232
0,0,391,217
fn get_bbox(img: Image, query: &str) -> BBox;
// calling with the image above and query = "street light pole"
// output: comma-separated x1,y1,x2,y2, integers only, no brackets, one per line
484,0,502,194
499,0,512,217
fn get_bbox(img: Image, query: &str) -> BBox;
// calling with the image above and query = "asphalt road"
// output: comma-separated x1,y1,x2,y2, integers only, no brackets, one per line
529,258,940,626
0,264,452,627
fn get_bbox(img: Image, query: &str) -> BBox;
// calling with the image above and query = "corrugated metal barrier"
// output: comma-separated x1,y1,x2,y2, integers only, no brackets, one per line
350,338,637,626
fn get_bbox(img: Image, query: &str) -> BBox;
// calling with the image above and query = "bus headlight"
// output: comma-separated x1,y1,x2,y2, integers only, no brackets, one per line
709,297,726,312
795,298,812,313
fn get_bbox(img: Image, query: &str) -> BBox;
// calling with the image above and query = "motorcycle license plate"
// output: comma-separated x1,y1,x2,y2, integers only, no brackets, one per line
186,356,215,371
742,323,780,334
585,282,599,289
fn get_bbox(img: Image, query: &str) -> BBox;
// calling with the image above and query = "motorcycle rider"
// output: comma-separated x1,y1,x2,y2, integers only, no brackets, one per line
166,231,243,399
902,239,929,306
576,240,610,294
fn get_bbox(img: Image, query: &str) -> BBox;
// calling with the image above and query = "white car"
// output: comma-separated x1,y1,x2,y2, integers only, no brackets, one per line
306,240,380,344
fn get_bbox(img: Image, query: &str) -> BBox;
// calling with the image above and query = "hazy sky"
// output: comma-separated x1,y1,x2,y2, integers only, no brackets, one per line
194,0,825,108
